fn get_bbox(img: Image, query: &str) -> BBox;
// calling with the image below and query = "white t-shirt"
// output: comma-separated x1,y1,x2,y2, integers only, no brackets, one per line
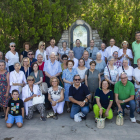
118,49,133,65
48,86,64,101
35,49,46,62
118,66,134,81
10,70,27,93
5,51,19,66
133,68,140,88
104,45,119,59
76,67,88,79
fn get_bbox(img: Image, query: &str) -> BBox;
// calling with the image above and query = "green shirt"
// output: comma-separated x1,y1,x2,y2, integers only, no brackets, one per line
132,41,140,64
114,81,135,100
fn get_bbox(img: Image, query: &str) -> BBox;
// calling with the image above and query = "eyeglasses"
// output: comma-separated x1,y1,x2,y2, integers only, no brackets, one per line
11,46,16,47
41,45,45,46
74,79,80,81
136,35,140,37
28,54,33,55
113,54,118,56
63,59,68,60
23,61,29,62
28,79,34,81
121,77,127,80
52,81,57,82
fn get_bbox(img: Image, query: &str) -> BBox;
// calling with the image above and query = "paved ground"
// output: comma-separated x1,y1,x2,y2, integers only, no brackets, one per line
0,107,140,140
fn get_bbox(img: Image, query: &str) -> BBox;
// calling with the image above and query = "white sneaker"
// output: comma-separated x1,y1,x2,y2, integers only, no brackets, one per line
130,117,136,123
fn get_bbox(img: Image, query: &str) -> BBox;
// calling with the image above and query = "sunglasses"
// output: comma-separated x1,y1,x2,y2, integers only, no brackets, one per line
41,45,45,46
28,54,33,55
11,46,16,47
74,79,80,81
28,79,34,81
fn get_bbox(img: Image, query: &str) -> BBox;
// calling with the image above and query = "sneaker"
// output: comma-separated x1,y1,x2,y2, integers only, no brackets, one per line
130,117,136,123
40,116,46,121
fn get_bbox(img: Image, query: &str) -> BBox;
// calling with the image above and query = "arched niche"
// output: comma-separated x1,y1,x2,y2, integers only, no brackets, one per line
69,20,92,49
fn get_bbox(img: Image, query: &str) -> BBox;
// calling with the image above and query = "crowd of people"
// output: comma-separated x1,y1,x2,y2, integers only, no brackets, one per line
0,31,140,128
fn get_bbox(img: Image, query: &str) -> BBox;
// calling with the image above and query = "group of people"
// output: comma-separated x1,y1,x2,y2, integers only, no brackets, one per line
0,31,140,128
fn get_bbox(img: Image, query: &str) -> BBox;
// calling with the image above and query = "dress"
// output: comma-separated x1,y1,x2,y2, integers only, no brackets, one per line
0,71,10,107
62,68,78,101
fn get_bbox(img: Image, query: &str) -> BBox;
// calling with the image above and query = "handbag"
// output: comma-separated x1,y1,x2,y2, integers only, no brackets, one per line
40,82,48,94
116,112,124,126
28,85,45,105
97,116,106,129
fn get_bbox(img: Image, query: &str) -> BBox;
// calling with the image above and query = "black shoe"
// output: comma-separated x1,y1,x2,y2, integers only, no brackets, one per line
53,113,58,120
40,116,46,121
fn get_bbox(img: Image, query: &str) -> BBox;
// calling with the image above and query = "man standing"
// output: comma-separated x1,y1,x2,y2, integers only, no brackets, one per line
113,51,122,69
86,39,99,60
115,72,136,123
69,75,91,119
46,38,58,60
83,50,92,69
73,39,84,60
105,39,119,63
27,51,37,66
43,52,62,87
99,43,106,61
68,50,78,68
132,31,140,68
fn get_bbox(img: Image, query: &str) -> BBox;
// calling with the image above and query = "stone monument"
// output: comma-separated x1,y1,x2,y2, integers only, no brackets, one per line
57,20,102,49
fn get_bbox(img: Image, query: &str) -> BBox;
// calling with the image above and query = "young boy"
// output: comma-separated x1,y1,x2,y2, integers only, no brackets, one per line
5,89,24,128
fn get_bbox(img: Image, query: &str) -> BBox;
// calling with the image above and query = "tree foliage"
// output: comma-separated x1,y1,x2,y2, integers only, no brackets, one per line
0,0,140,53
82,0,140,47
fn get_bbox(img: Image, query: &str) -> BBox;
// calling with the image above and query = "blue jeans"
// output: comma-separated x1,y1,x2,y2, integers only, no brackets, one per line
6,114,23,124
118,100,135,118
70,104,89,119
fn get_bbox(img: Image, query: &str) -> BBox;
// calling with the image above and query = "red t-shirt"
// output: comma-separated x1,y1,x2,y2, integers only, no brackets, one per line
38,62,45,82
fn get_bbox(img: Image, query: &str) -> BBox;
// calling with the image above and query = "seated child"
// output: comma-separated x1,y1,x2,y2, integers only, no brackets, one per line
5,89,24,128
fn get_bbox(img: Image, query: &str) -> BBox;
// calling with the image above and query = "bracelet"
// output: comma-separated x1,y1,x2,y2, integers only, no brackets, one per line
100,108,102,110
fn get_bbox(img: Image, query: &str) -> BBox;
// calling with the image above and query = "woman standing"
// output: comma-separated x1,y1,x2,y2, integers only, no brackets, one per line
10,62,26,98
30,62,43,85
48,77,65,120
20,57,31,79
58,41,70,63
20,42,30,62
62,60,78,113
37,54,45,82
133,58,140,114
118,58,133,82
76,58,87,83
61,54,68,71
118,41,133,65
0,60,10,118
95,52,106,81
85,61,101,107
5,42,19,72
104,56,119,88
35,41,46,62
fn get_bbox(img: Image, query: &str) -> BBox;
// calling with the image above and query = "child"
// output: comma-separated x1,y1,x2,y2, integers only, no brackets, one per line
5,89,24,128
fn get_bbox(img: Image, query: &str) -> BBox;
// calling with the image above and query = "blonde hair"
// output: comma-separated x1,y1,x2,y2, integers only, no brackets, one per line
38,41,45,50
121,41,129,47
50,77,60,86
137,58,140,63
21,57,30,67
27,76,35,83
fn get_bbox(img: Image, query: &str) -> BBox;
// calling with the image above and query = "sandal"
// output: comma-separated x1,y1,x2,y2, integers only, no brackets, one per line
67,108,71,113
95,118,97,123
46,112,55,118
53,113,58,120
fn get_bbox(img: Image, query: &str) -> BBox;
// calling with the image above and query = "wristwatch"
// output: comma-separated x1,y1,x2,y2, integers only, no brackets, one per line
56,100,58,103
123,100,125,103
83,100,86,103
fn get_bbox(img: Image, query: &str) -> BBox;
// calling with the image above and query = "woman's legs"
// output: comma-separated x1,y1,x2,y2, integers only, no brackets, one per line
36,103,45,117
135,88,140,113
56,101,65,114
26,106,34,120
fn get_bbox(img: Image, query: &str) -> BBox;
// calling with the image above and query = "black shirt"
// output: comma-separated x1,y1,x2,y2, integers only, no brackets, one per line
8,98,24,116
21,51,28,58
69,84,90,102
95,88,113,109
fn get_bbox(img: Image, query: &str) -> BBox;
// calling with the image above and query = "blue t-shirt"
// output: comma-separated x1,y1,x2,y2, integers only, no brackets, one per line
69,84,90,102
95,88,113,109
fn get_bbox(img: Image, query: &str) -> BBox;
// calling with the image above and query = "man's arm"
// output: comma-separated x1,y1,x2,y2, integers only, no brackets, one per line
21,108,24,119
5,107,10,121
115,93,122,112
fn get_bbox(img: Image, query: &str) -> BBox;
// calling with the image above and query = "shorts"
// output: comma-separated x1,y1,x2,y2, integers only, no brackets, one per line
6,114,23,124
